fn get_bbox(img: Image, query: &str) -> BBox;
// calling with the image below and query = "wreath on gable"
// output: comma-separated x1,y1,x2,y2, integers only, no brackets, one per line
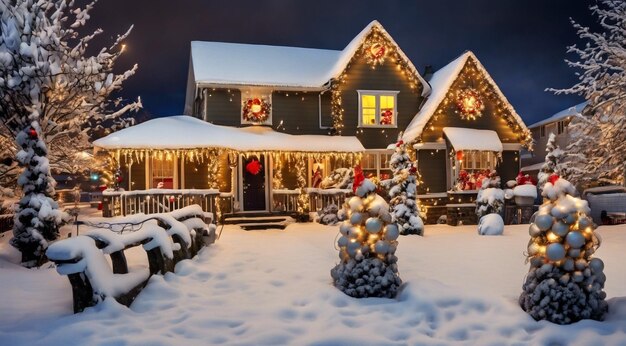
455,88,484,121
242,97,271,123
362,37,388,66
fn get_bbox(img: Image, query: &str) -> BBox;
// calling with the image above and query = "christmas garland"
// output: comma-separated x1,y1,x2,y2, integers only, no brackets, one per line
242,97,271,123
455,87,484,121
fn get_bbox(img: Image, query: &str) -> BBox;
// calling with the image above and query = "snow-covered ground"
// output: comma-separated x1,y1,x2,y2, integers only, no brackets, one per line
1,209,626,345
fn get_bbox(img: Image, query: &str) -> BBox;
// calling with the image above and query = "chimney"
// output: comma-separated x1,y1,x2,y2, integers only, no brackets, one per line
423,65,434,81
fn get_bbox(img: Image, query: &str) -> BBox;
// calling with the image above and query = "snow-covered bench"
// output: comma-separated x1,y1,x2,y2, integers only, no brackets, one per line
46,205,217,313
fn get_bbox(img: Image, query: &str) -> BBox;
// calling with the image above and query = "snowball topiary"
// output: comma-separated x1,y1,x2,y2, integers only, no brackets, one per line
519,174,607,324
476,170,504,234
331,166,402,298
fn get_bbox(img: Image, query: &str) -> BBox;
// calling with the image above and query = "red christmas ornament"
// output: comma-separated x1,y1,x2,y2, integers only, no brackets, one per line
396,139,404,147
169,196,176,203
548,174,560,185
409,165,417,174
27,128,38,139
455,150,464,161
353,165,365,193
245,159,262,175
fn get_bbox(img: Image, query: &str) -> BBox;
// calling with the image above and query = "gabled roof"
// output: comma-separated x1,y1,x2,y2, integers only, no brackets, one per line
527,102,587,128
93,116,364,153
188,20,430,95
402,51,528,143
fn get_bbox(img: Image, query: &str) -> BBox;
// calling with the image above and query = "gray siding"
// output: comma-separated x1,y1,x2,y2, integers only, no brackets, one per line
417,149,447,193
271,91,326,135
337,52,424,149
202,89,242,127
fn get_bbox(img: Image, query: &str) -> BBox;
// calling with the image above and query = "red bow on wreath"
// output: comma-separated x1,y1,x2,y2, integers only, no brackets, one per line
246,159,262,175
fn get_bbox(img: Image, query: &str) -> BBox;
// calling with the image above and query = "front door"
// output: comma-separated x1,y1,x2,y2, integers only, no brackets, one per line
241,154,267,211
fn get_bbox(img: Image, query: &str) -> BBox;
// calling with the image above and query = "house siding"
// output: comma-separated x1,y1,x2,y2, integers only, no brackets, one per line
417,149,448,193
336,52,424,149
271,91,327,135
201,89,242,127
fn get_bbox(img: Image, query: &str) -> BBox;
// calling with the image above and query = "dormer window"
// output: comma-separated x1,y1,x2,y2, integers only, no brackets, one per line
358,90,399,127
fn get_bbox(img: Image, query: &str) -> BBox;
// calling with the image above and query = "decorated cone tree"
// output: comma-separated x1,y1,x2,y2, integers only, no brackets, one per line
331,166,402,298
538,132,565,189
381,135,424,236
519,174,607,324
475,170,505,235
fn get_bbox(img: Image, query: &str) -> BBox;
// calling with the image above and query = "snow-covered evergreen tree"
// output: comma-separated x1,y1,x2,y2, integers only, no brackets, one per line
381,136,423,236
549,0,626,186
0,0,139,266
538,132,565,189
331,166,401,298
475,170,504,219
519,174,607,324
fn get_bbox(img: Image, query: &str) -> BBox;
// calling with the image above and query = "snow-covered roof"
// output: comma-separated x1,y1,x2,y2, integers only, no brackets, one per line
527,102,587,129
402,51,528,143
93,116,365,153
520,162,544,172
443,127,502,152
189,21,430,95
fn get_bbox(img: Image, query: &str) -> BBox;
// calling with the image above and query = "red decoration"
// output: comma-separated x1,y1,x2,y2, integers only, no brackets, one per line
242,97,271,123
380,109,393,125
396,139,404,147
27,128,38,139
363,38,388,66
455,88,484,120
548,174,560,185
169,196,176,203
353,165,365,193
97,201,103,210
456,150,464,161
409,165,417,174
245,159,262,175
516,172,537,186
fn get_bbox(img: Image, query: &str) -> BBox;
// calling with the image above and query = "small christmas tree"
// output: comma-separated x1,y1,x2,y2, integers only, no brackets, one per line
475,170,504,219
381,136,424,236
331,166,402,298
538,132,565,189
519,174,607,324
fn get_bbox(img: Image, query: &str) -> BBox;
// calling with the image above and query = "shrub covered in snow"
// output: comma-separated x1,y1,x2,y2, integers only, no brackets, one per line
380,136,424,236
519,175,607,324
320,168,354,190
478,213,504,235
538,133,565,190
475,170,504,220
317,203,340,225
331,167,401,298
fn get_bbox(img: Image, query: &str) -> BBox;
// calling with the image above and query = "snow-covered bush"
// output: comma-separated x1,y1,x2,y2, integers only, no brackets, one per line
318,203,340,225
477,214,504,235
475,170,504,220
380,137,424,236
320,168,354,189
519,175,607,324
331,167,401,298
0,1,140,266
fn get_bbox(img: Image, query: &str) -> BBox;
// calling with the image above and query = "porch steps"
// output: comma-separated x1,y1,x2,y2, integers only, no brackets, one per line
222,214,295,230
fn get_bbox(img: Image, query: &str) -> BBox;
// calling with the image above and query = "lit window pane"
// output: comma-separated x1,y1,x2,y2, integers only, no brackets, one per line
380,95,394,109
379,95,395,125
362,108,376,125
362,95,376,108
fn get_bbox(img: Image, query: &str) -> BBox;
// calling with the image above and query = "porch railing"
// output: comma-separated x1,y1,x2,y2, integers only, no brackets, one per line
272,188,352,213
102,189,233,218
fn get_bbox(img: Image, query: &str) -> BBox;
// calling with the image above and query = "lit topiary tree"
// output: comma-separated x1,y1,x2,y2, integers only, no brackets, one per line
381,135,424,236
519,174,607,324
331,166,402,298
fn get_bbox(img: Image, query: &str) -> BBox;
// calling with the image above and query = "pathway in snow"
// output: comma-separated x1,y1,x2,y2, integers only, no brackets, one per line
1,222,626,345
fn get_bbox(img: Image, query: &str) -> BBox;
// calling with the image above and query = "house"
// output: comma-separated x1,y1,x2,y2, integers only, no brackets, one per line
93,20,531,225
520,102,586,176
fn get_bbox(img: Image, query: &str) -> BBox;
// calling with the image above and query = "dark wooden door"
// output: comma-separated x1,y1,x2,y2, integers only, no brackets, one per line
242,155,266,211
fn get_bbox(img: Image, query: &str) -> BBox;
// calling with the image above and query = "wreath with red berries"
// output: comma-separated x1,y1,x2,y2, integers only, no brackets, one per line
455,88,484,121
242,97,271,123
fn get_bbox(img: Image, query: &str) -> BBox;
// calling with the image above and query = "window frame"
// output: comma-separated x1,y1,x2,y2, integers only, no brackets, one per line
357,90,400,128
150,156,177,189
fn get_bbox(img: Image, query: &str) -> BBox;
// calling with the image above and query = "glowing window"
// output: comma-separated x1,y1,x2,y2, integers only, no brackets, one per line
152,157,174,189
358,91,399,127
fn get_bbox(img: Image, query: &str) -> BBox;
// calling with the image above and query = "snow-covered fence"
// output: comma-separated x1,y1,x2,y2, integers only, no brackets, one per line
101,189,232,218
46,205,216,313
307,188,352,213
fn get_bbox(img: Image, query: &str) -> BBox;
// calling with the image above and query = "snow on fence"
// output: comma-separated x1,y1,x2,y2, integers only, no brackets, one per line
101,189,233,219
46,205,217,313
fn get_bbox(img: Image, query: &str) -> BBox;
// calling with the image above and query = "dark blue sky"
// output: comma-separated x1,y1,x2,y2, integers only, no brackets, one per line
89,0,594,125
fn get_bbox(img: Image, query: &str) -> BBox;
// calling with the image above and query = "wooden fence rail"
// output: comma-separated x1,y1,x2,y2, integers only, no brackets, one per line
47,205,216,313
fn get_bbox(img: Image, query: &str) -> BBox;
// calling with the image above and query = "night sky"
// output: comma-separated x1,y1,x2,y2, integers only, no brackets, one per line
87,0,595,126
